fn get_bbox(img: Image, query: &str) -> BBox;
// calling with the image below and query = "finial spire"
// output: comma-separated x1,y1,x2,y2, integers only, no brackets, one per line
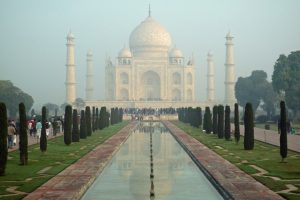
148,3,151,17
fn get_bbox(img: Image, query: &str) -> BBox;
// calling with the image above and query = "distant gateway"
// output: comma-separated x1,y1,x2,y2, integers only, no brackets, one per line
65,11,236,109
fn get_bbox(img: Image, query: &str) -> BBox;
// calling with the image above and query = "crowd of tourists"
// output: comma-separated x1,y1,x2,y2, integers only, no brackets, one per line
5,118,63,149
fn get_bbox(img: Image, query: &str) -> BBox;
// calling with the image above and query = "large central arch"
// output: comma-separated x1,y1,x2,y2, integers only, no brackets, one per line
141,71,161,101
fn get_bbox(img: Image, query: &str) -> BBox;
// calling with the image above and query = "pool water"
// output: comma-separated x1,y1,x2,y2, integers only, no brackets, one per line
81,122,224,200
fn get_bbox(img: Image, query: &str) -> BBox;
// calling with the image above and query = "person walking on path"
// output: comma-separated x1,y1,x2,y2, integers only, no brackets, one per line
36,120,42,141
7,122,16,149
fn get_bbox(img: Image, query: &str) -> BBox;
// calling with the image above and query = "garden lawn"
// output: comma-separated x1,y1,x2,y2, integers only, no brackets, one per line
0,121,129,200
173,121,300,200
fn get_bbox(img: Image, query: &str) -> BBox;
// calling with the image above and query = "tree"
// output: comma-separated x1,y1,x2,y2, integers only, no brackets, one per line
0,81,34,117
212,105,218,135
72,109,80,142
272,51,300,118
224,106,231,140
203,107,212,134
92,107,95,132
43,103,59,117
244,103,254,150
111,108,115,125
0,103,8,175
234,103,240,144
235,70,276,113
95,108,99,130
75,98,85,111
80,110,87,139
217,105,224,139
85,106,92,136
19,103,28,165
99,107,106,129
40,106,47,152
280,101,287,162
64,105,72,145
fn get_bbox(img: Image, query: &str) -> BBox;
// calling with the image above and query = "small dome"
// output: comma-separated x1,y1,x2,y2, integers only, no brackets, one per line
129,17,172,50
207,51,213,57
118,47,132,58
169,48,183,58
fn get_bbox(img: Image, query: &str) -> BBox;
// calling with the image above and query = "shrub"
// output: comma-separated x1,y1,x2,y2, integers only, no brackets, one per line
244,103,254,150
19,103,28,165
40,106,47,152
64,105,72,145
256,115,268,123
72,109,80,142
0,103,8,175
234,103,240,144
224,106,231,140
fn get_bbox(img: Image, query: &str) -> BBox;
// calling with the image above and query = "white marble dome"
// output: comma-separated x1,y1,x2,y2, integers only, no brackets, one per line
129,17,172,50
169,48,183,58
118,47,132,57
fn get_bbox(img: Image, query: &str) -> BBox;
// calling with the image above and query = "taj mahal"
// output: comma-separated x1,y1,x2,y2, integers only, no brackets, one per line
65,10,236,109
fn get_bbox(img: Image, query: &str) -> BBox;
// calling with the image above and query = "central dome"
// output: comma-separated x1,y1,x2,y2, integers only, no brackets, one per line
129,16,172,57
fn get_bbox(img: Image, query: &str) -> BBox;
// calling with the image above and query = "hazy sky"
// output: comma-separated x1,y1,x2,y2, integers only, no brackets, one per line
1,0,299,109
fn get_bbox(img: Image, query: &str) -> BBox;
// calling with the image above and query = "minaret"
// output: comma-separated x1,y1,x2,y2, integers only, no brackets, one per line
207,51,215,102
85,49,94,101
224,32,236,106
65,31,76,104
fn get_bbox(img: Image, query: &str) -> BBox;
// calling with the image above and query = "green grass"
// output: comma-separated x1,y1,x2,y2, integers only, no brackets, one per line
0,121,129,199
173,121,300,200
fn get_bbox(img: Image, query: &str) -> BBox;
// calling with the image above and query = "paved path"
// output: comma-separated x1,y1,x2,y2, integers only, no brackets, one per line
164,121,284,200
8,131,63,153
24,122,137,200
234,124,300,152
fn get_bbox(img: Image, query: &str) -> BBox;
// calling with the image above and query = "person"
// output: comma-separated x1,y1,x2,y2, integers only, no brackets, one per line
28,120,33,136
8,122,16,149
36,120,42,140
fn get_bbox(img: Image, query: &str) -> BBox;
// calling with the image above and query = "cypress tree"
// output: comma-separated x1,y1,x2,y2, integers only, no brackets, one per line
92,106,95,132
234,103,240,144
195,107,201,128
86,106,92,136
217,105,224,139
0,103,8,175
19,103,28,165
224,105,231,140
64,105,72,145
80,110,87,139
199,107,202,127
95,108,99,130
280,101,287,162
105,111,110,127
212,105,218,135
244,103,254,150
119,108,123,122
111,108,115,125
99,107,106,129
40,106,47,152
72,109,80,142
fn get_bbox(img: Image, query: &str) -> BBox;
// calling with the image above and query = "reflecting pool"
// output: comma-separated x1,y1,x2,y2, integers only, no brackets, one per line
82,122,224,200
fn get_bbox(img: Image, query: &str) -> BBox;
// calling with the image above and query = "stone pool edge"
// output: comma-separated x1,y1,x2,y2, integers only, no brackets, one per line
24,121,138,200
162,121,284,200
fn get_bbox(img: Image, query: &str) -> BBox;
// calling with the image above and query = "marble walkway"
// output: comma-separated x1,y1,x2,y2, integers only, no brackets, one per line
163,121,284,200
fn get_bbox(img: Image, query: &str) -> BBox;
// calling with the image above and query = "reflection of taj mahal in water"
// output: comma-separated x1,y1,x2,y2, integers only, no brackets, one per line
65,9,237,109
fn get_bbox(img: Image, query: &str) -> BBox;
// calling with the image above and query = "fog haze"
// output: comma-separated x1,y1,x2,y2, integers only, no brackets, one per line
1,0,299,109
